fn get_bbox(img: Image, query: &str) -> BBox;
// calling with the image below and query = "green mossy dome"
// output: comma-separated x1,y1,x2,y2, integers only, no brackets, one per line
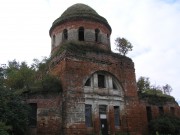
50,3,111,34
61,3,98,18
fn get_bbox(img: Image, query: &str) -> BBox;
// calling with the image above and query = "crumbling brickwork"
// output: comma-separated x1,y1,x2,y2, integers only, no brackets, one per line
27,93,62,135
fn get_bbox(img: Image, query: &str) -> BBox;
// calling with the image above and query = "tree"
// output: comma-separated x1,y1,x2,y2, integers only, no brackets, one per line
137,76,151,93
162,84,172,95
115,37,133,56
0,66,4,88
137,76,174,96
5,60,35,90
0,59,62,135
0,65,30,135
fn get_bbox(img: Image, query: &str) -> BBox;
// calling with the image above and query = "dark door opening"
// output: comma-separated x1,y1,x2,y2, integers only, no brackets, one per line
100,118,108,135
99,105,108,135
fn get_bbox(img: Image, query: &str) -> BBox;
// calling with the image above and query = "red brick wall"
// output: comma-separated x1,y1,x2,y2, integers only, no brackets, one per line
27,94,62,135
50,50,142,135
50,20,111,37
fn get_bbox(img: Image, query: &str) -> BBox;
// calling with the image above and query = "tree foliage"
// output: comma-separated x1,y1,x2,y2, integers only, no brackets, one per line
115,37,133,56
137,76,176,105
5,60,35,90
137,76,151,93
3,59,61,93
149,115,180,134
0,58,62,135
137,76,173,95
0,82,29,135
162,84,172,95
0,122,11,135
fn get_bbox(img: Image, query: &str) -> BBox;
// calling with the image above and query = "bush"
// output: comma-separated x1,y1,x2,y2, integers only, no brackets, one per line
42,74,62,92
149,115,180,134
0,130,9,135
0,89,29,135
0,122,11,135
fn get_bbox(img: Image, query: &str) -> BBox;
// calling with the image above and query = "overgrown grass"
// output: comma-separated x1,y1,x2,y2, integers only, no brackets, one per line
50,41,130,61
139,90,177,105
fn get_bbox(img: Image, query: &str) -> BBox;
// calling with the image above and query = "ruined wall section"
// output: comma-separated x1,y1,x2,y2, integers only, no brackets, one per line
27,93,62,135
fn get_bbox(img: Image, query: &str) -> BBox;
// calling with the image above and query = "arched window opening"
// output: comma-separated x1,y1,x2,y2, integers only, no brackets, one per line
98,74,106,88
85,78,91,86
95,29,100,42
63,29,68,40
79,27,84,41
113,81,118,90
52,35,56,47
107,34,110,42
84,72,124,96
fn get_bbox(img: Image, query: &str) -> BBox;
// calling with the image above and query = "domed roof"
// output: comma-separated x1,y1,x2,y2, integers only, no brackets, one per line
50,3,111,34
60,3,98,18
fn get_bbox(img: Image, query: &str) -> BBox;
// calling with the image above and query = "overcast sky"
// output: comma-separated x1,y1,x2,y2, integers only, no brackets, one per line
0,0,179,103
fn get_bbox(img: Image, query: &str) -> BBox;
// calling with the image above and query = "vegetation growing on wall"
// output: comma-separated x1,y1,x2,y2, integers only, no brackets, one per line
137,76,177,105
115,37,133,56
3,59,62,94
51,41,110,58
50,41,131,63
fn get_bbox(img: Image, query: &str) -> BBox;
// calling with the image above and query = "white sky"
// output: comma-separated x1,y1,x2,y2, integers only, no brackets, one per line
0,0,180,103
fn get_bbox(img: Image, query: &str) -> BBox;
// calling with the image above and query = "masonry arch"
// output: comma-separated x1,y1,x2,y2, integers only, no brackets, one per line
52,34,56,48
84,71,125,133
78,27,84,41
63,29,68,41
95,28,100,42
84,71,124,95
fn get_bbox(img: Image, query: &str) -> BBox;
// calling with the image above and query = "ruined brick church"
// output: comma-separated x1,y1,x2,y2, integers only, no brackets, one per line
27,3,180,135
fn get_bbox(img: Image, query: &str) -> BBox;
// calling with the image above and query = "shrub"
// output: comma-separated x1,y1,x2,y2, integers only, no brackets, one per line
0,122,11,135
149,115,180,134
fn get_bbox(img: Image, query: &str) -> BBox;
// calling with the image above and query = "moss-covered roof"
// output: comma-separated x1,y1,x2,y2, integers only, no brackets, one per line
49,3,111,35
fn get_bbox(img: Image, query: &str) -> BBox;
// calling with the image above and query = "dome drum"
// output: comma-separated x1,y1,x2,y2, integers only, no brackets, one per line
51,20,111,53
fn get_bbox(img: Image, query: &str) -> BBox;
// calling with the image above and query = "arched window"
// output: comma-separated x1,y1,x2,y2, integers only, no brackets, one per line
95,29,100,42
52,35,56,47
98,74,105,88
107,34,110,43
107,34,109,40
63,29,68,40
85,78,91,86
113,81,118,90
84,71,123,94
79,27,84,41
